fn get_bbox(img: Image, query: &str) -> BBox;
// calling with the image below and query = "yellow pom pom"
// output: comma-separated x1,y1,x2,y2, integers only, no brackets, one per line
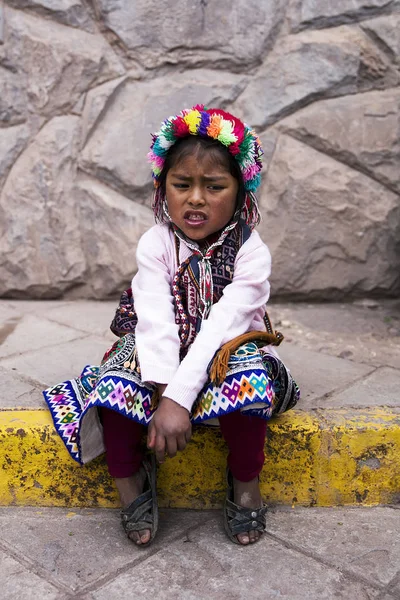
184,110,201,134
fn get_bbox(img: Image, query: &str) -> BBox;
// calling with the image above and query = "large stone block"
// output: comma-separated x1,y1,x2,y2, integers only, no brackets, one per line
0,0,398,301
0,116,86,298
280,89,400,193
80,69,247,194
291,0,399,30
77,177,154,298
3,7,124,117
362,13,400,59
0,123,30,185
233,26,398,128
97,0,287,68
258,135,400,299
5,0,95,31
0,66,27,124
0,3,3,43
80,76,126,144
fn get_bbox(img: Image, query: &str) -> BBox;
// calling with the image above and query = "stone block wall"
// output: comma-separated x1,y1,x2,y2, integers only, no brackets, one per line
0,0,399,300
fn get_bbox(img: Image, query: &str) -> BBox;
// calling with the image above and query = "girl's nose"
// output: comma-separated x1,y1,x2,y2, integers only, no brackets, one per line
188,186,205,206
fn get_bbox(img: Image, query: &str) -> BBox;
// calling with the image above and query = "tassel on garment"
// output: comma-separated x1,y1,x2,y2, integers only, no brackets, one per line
209,330,284,386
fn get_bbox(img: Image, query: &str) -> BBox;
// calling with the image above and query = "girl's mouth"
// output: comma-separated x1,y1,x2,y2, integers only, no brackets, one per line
183,211,208,226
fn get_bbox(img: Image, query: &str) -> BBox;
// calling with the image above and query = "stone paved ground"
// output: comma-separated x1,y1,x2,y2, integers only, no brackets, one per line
0,299,399,598
0,506,399,599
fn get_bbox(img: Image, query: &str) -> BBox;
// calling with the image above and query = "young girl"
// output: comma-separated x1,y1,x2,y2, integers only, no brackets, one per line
44,105,299,548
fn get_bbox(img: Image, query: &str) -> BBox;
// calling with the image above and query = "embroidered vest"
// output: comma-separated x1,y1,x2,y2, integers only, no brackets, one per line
110,222,251,355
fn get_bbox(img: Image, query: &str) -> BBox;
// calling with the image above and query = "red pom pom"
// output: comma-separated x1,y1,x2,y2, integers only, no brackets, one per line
228,141,241,155
206,108,245,148
173,116,190,138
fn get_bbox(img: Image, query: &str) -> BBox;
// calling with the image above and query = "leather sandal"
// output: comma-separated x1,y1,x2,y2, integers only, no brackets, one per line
120,455,158,546
223,470,267,544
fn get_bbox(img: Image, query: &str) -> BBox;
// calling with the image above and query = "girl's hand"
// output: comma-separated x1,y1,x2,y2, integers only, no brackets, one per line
147,397,192,464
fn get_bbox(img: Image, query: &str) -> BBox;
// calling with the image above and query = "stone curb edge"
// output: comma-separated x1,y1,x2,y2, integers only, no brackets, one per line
1,408,399,509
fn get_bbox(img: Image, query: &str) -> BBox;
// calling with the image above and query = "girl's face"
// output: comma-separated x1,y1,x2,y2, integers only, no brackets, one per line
165,152,239,244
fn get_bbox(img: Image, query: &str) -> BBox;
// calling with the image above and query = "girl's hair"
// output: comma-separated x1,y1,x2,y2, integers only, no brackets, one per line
156,136,246,222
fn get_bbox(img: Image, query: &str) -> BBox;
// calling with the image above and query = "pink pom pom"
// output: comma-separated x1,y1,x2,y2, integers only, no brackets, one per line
243,164,259,181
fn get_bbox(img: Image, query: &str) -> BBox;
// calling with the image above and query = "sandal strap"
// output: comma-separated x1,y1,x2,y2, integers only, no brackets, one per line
225,498,268,536
121,490,154,533
120,456,158,540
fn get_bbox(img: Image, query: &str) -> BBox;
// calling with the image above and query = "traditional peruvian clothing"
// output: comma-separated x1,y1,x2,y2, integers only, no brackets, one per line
43,221,299,466
43,105,300,477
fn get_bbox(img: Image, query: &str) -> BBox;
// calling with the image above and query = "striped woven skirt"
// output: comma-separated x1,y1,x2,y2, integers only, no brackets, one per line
43,333,300,465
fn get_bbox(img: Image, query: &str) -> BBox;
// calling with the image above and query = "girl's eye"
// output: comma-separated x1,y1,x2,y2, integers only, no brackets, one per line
171,183,225,190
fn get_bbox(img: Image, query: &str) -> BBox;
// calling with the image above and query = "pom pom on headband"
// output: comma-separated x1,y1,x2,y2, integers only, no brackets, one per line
147,105,263,193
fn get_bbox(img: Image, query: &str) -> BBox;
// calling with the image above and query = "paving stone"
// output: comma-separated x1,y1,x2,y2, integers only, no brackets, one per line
0,300,71,315
327,367,400,408
2,300,117,339
43,300,116,339
0,507,212,593
272,301,400,338
0,366,44,409
0,547,60,599
0,335,110,388
0,301,23,323
0,314,85,360
266,506,400,587
277,343,374,409
90,515,380,600
271,301,400,371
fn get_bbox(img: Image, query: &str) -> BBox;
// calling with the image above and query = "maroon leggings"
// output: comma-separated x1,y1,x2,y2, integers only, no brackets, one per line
101,407,267,482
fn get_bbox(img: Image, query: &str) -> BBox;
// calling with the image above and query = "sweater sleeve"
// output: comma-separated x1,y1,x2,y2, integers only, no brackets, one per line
164,231,271,412
132,226,180,385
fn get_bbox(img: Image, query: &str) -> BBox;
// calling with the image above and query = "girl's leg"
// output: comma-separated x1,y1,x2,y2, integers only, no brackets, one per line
219,410,267,481
101,407,144,477
219,410,267,545
100,408,150,545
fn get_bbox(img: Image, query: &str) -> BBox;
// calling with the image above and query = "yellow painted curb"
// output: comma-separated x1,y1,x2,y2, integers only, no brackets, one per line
0,408,399,508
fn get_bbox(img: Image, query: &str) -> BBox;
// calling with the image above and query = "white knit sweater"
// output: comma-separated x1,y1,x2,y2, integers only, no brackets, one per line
131,224,272,412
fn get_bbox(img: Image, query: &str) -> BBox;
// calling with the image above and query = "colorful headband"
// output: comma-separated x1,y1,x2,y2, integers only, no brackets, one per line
147,105,263,193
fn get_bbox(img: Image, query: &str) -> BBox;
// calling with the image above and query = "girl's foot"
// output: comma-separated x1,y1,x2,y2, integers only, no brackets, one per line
233,475,264,545
115,468,151,545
